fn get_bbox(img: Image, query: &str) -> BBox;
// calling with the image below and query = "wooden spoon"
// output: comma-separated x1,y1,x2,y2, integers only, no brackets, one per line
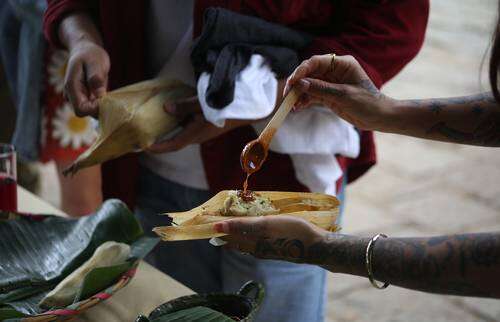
240,87,300,174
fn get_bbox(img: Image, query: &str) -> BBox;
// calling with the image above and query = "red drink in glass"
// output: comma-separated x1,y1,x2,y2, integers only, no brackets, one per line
0,144,17,212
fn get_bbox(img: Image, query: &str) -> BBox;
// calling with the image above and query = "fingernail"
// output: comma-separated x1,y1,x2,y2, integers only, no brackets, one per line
297,79,311,91
214,222,229,233
283,84,290,97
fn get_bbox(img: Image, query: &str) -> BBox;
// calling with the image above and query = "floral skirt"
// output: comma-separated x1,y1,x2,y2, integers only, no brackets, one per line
40,48,97,163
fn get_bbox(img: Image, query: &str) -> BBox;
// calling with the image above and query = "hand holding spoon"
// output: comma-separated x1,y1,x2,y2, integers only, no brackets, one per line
240,87,300,174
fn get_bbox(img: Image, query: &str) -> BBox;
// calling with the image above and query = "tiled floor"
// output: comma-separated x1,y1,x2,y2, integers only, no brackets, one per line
37,1,500,321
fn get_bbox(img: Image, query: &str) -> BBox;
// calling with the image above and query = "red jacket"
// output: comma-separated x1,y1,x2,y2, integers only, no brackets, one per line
44,0,429,209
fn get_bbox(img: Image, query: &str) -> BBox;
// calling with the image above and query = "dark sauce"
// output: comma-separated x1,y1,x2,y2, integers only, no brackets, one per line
240,140,267,175
237,189,255,202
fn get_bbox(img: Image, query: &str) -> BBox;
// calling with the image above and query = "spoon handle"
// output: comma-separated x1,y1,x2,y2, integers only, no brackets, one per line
258,87,300,147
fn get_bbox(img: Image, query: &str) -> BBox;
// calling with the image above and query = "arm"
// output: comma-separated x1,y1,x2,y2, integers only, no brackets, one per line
43,1,109,117
309,232,500,298
287,54,500,147
216,216,500,298
386,93,500,146
58,12,103,50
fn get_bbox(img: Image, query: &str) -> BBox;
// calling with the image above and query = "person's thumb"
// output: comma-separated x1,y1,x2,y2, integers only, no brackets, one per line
296,78,348,103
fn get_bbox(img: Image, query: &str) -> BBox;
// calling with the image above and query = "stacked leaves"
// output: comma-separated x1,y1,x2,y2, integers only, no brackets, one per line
0,199,158,319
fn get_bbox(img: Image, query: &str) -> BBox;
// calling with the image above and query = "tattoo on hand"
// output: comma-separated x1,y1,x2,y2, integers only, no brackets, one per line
255,238,305,261
358,79,379,95
319,86,346,98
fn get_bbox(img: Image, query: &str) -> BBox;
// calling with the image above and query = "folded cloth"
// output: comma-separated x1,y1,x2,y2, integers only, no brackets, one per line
198,55,277,127
191,7,311,109
198,54,360,195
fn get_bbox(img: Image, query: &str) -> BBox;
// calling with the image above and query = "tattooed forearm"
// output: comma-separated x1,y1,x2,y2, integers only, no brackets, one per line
371,233,500,297
395,92,500,147
253,232,500,298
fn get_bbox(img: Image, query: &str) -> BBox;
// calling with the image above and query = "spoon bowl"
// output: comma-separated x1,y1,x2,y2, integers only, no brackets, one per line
240,139,268,174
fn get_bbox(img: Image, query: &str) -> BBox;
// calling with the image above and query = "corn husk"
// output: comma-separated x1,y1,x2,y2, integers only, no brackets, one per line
63,79,196,175
153,191,340,241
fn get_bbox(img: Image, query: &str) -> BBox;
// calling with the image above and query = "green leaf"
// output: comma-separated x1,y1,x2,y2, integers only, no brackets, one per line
76,262,132,303
151,306,235,322
0,306,26,320
75,236,158,302
0,200,158,318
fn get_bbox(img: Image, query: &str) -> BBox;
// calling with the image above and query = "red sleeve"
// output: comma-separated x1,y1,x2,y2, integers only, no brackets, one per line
300,0,429,183
43,0,97,47
301,0,429,88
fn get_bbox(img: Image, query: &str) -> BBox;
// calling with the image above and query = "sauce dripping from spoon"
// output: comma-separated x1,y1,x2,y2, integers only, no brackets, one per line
239,88,299,195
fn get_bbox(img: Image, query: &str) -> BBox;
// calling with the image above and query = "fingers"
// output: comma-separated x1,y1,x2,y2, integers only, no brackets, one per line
295,77,349,108
214,217,267,237
86,64,108,99
285,54,369,98
217,218,267,256
147,117,202,153
284,54,332,96
221,235,256,253
163,96,200,120
64,53,109,118
65,60,97,117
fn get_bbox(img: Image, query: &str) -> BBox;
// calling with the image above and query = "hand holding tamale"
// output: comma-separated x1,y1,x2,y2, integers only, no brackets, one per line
153,190,340,241
63,78,195,175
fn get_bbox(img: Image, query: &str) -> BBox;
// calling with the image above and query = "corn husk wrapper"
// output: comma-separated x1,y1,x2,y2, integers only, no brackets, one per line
63,79,196,175
153,191,340,241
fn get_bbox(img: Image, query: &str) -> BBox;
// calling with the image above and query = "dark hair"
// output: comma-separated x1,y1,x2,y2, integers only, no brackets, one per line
489,1,500,102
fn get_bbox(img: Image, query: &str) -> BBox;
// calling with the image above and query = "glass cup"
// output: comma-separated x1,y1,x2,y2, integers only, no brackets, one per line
0,144,17,212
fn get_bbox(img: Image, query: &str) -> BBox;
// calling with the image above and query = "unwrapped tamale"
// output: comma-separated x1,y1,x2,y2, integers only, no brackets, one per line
153,190,340,241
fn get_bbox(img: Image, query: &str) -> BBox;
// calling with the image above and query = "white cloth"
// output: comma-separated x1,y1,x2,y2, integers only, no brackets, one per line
198,55,278,127
140,22,210,190
198,54,360,195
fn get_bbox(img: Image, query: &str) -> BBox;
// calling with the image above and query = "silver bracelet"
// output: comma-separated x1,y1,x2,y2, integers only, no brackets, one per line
365,233,390,289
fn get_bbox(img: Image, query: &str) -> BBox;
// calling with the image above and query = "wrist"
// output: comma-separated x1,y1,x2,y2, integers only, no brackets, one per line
59,12,103,51
377,97,404,133
321,233,369,276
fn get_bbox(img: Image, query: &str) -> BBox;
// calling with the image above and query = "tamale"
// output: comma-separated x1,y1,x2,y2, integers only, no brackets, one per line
153,190,340,241
63,79,196,175
39,241,131,308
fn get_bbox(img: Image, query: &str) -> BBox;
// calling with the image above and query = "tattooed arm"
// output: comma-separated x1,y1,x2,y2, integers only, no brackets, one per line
216,216,500,298
382,93,500,146
286,55,500,147
317,233,500,298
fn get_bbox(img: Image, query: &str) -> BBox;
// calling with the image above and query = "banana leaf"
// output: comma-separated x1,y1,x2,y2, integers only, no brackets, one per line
0,199,159,318
147,306,235,322
143,281,263,322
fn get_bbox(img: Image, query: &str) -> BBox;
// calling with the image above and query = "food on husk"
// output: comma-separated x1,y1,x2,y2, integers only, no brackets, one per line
64,78,196,175
153,190,340,241
39,241,131,308
222,190,278,216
